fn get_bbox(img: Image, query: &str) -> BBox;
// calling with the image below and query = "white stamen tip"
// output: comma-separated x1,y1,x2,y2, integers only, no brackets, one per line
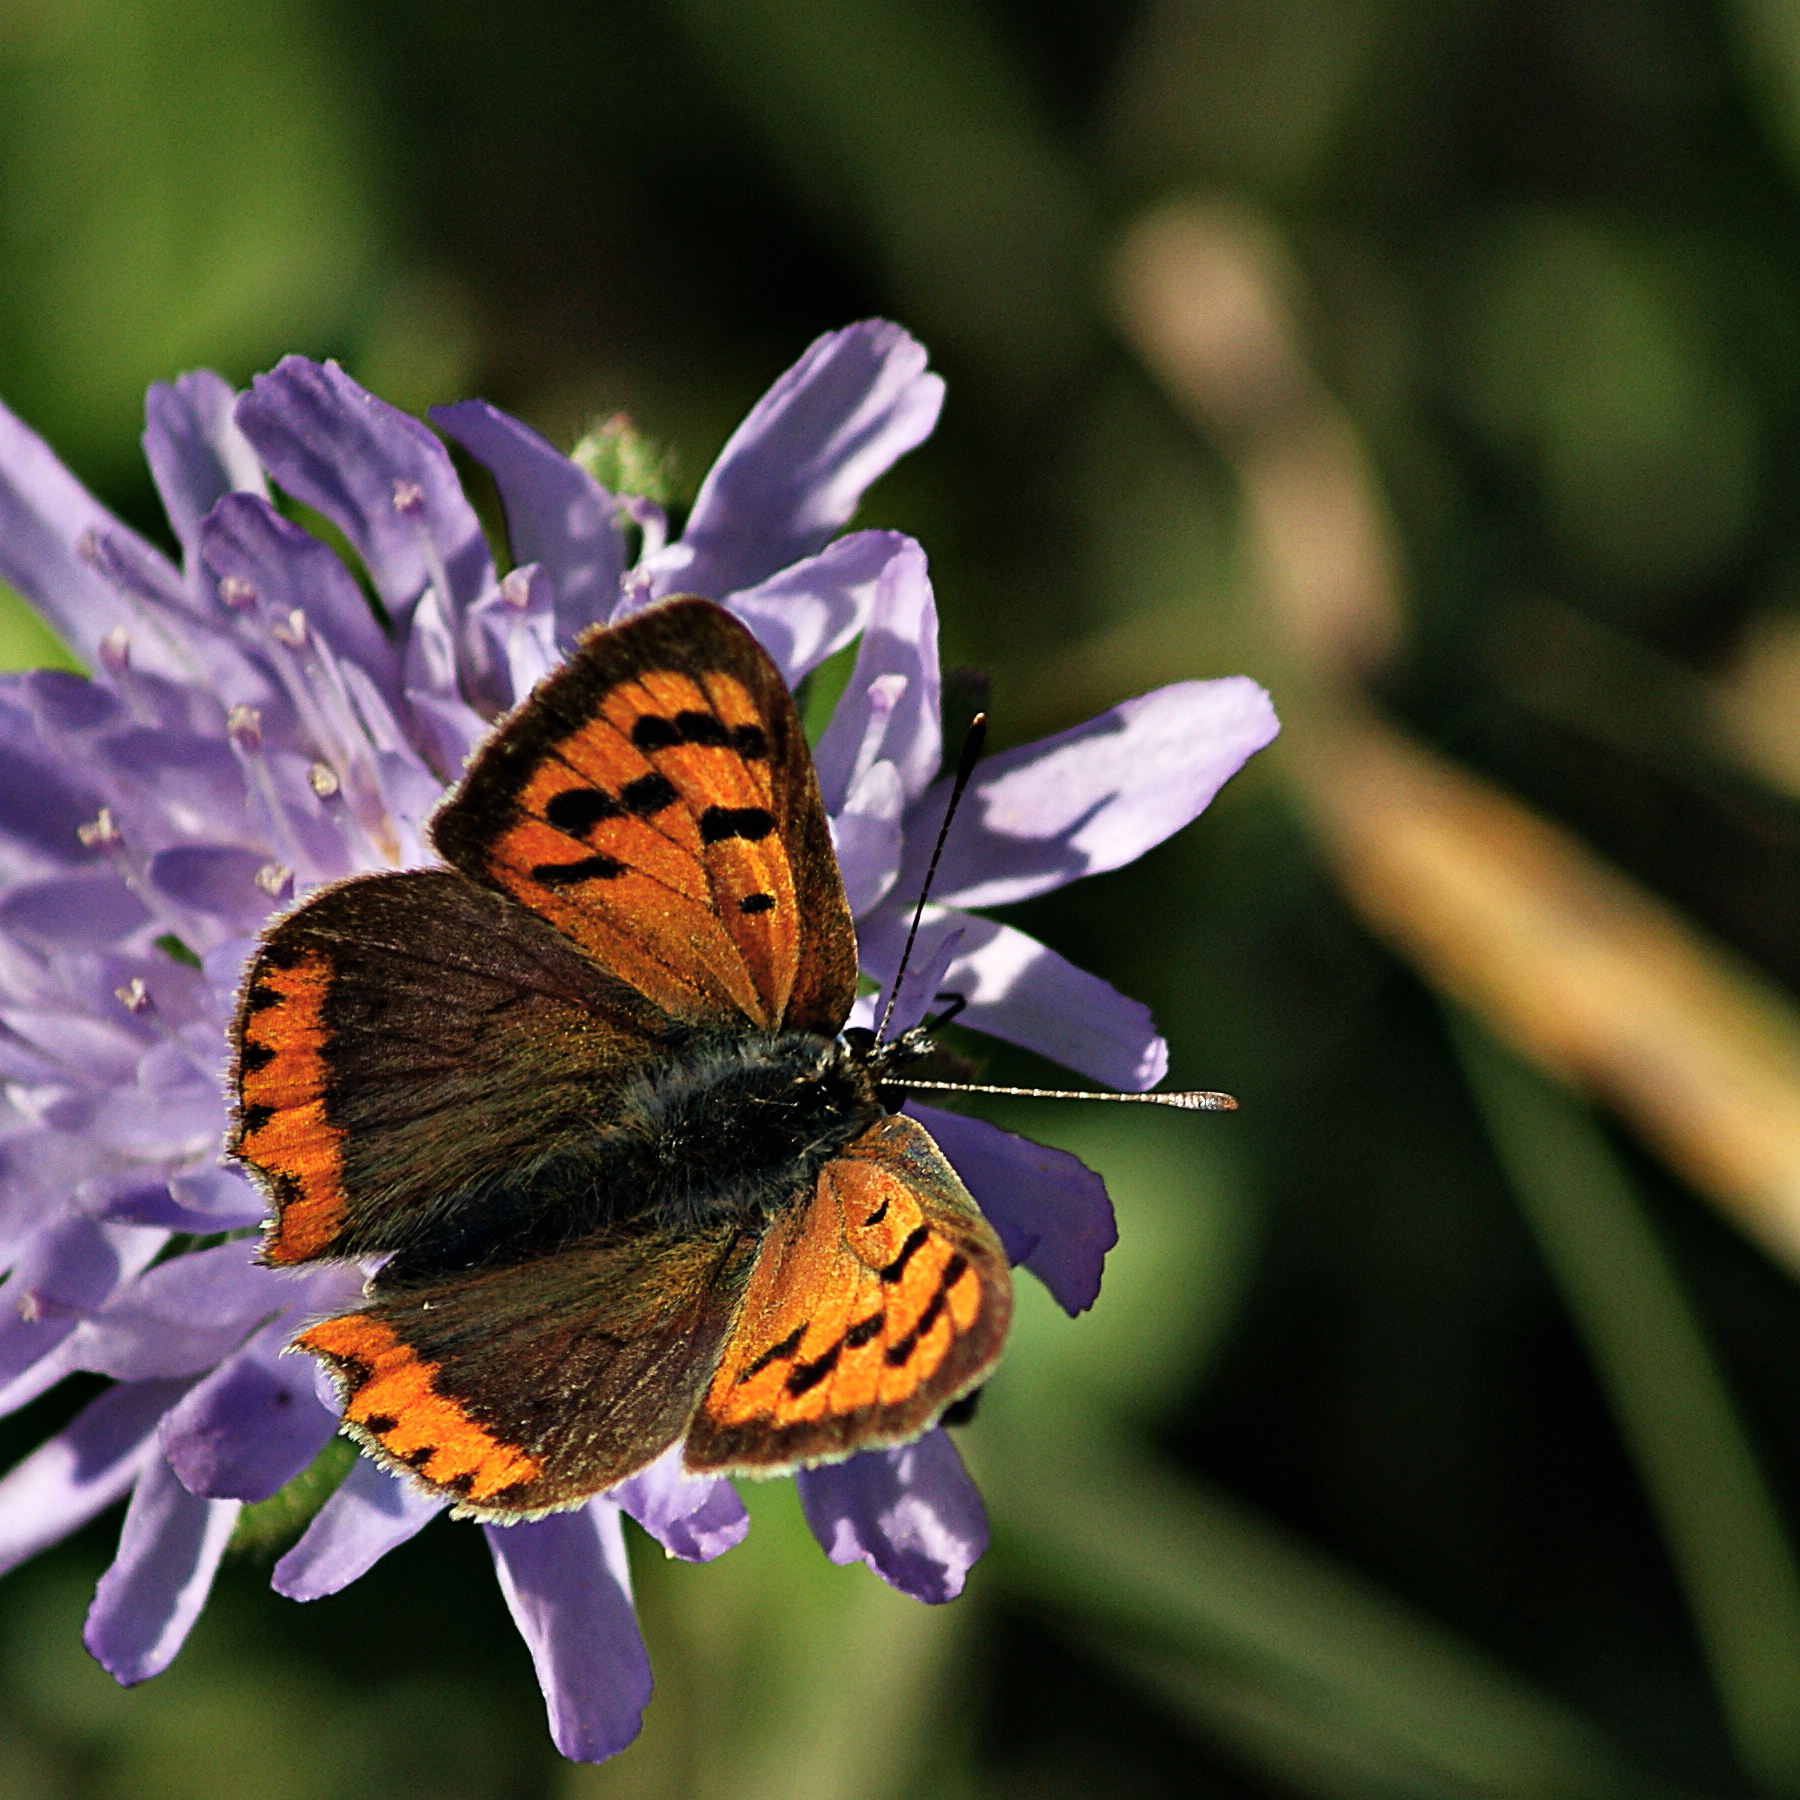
227,704,263,749
254,861,294,899
500,568,534,610
271,609,308,648
98,627,131,673
308,761,341,799
392,478,425,515
76,807,120,849
217,575,258,611
114,977,152,1015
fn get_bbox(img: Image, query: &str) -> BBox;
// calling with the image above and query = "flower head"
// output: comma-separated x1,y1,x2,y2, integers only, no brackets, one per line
0,322,1277,1760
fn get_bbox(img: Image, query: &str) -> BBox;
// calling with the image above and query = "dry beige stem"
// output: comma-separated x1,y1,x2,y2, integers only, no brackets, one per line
1115,196,1800,1273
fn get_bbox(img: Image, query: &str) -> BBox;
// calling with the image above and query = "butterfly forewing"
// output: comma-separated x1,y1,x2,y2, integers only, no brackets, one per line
234,871,672,1266
432,597,858,1034
684,1114,1013,1472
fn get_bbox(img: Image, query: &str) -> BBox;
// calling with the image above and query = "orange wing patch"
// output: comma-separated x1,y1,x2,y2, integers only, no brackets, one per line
433,599,826,1033
233,947,347,1265
684,1113,1011,1473
301,1313,543,1511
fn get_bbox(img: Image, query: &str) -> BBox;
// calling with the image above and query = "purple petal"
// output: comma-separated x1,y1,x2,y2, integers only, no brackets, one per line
273,1456,445,1601
143,372,267,567
903,677,1279,910
0,1377,193,1576
0,1215,147,1389
647,322,943,601
160,1324,338,1502
0,872,151,952
486,1503,651,1763
404,587,490,775
860,907,1168,1090
200,492,401,704
431,400,625,646
84,1452,240,1684
796,1430,987,1603
813,537,940,810
165,1163,266,1228
611,1444,748,1563
146,846,277,933
468,563,557,710
0,395,187,674
67,1242,292,1381
0,692,108,874
904,1104,1115,1315
830,760,906,918
721,529,909,688
236,358,493,627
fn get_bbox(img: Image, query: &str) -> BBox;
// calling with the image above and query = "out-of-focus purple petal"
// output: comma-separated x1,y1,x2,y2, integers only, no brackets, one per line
830,759,905,919
486,1504,651,1763
0,1131,117,1268
84,1453,240,1684
237,358,493,628
404,585,491,777
0,395,189,674
903,677,1279,910
904,1104,1116,1315
873,915,966,1041
796,1430,987,1604
273,1456,445,1601
165,1164,266,1228
721,529,908,687
146,846,277,933
0,1214,149,1387
0,873,150,953
860,906,1168,1090
611,1444,748,1563
161,1323,338,1502
201,493,401,705
813,537,940,810
0,1377,193,1577
143,372,267,568
468,563,557,710
646,322,943,601
0,689,108,874
432,400,625,647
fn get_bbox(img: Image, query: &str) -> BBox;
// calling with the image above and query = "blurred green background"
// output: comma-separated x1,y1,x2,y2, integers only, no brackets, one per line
11,0,1800,1794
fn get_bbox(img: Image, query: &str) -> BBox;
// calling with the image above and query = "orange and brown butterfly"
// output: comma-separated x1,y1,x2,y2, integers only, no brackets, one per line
228,595,1010,1519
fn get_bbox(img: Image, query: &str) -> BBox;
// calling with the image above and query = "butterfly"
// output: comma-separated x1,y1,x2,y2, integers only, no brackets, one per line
228,596,1011,1519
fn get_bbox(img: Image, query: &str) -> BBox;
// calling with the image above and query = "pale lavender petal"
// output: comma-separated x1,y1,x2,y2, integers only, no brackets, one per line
160,1324,338,1502
903,1104,1115,1315
201,493,401,704
143,371,267,566
0,1377,192,1577
237,358,493,627
872,915,966,1040
904,677,1279,910
84,1452,240,1684
67,1242,290,1380
860,907,1168,1090
431,400,625,645
273,1456,445,1601
0,1130,115,1267
404,587,490,777
721,529,907,687
796,1430,987,1603
813,537,939,809
611,1444,748,1563
146,846,276,933
0,1215,142,1387
0,689,107,873
0,395,186,673
486,1504,651,1763
646,322,943,601
0,873,151,952
830,759,905,918
468,563,557,710
165,1163,266,1227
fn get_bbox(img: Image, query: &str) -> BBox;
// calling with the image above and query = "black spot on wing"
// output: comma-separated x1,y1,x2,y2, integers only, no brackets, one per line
884,1252,971,1368
739,892,775,914
243,982,284,1015
879,1225,929,1284
739,1323,805,1384
732,723,768,759
532,855,625,886
631,715,681,752
545,787,624,834
786,1339,843,1396
362,1411,398,1434
620,771,679,816
700,806,775,845
238,1041,275,1076
674,710,730,748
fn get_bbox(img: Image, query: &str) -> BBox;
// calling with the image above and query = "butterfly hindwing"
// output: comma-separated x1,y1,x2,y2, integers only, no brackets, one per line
234,870,674,1266
683,1113,1013,1472
432,596,858,1036
297,1223,760,1517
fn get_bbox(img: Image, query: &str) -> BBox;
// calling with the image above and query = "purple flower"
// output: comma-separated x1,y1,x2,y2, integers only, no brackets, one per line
0,323,1277,1762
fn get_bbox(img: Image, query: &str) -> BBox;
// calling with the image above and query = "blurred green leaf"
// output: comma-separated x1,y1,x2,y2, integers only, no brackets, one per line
0,580,80,672
1453,1015,1800,1798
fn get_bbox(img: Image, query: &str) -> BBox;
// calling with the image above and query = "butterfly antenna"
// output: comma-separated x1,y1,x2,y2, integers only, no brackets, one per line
876,713,987,1046
888,1079,1238,1111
